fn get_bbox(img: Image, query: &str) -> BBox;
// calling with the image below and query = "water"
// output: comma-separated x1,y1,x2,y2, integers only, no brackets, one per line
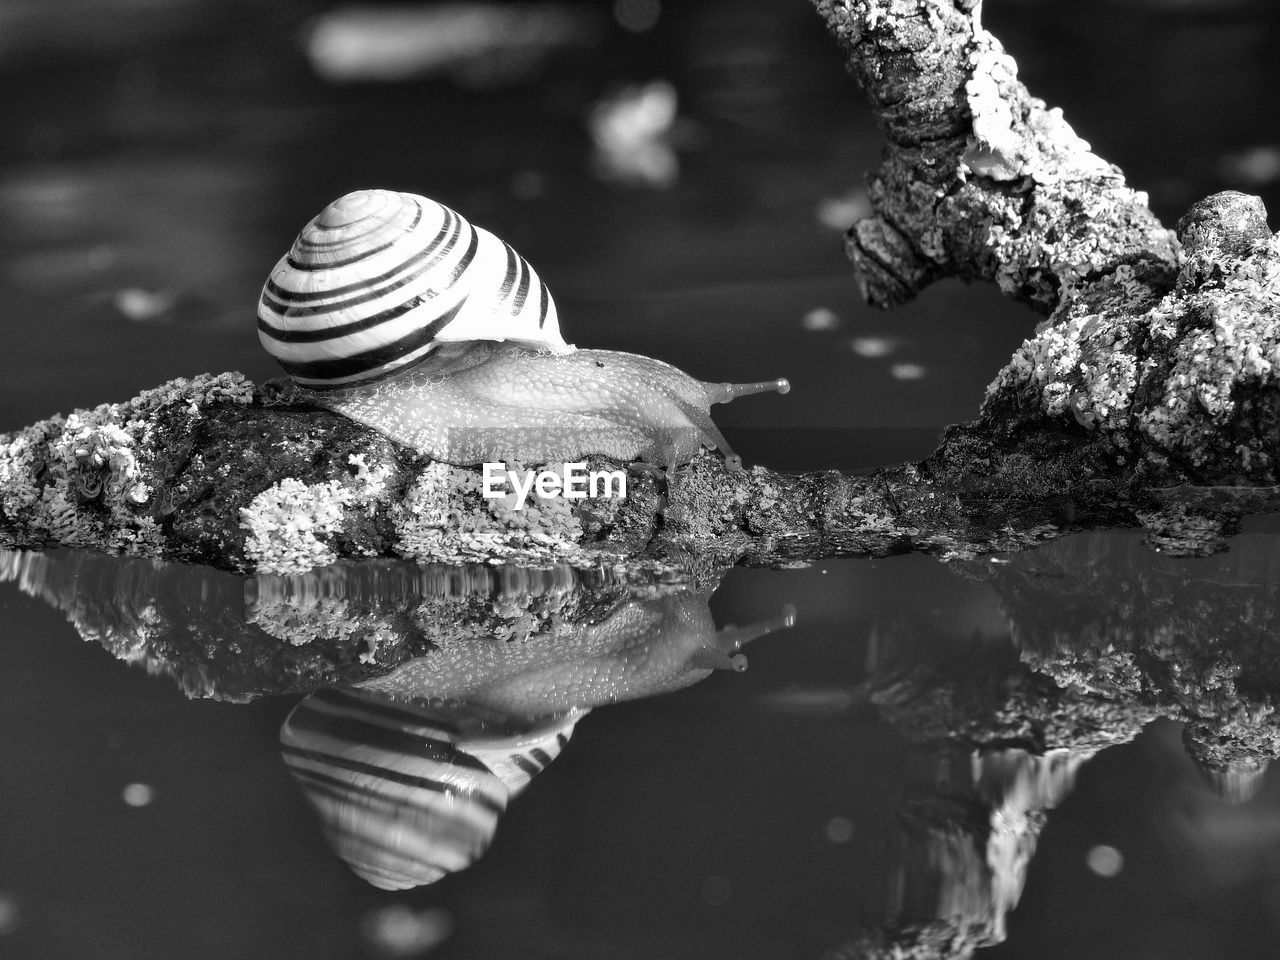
5,531,1280,959
4,0,1280,956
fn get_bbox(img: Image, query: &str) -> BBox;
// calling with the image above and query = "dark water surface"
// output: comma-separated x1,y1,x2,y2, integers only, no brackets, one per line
6,531,1280,959
4,0,1280,957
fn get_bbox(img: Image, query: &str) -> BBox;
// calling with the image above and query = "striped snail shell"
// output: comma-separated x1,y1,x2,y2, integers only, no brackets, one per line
258,189,573,390
280,687,579,890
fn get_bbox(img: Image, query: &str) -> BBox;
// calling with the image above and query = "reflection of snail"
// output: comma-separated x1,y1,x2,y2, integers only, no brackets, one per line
258,190,789,468
280,687,580,890
0,548,796,889
277,586,793,890
358,591,796,717
281,599,794,890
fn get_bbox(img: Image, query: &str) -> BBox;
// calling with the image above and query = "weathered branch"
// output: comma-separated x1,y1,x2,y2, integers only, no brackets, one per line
813,0,1179,311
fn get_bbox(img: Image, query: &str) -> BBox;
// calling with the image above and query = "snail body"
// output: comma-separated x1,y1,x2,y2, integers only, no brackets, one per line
259,189,788,468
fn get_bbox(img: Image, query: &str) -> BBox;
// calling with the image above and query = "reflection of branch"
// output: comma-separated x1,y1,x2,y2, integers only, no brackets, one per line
853,525,1280,796
4,5,1280,573
828,524,1280,955
972,530,1280,782
0,548,792,706
825,747,1090,960
0,548,427,700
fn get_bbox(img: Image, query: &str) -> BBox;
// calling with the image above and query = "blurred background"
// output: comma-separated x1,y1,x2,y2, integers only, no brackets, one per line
3,0,1277,470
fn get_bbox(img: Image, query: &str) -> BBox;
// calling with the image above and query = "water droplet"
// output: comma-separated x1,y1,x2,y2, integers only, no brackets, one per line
1085,844,1123,877
825,816,854,843
890,363,926,381
802,307,840,331
122,783,155,807
614,0,661,33
362,904,453,956
850,337,896,358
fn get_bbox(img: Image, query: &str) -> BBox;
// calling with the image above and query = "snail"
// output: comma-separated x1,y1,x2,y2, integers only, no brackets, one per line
279,686,580,890
278,588,793,890
258,189,789,469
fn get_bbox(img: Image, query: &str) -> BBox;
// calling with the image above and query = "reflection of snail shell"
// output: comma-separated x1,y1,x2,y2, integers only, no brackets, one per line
280,687,579,890
258,189,572,389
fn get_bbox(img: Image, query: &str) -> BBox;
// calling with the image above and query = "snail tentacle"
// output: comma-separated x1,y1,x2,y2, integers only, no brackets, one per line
703,378,791,404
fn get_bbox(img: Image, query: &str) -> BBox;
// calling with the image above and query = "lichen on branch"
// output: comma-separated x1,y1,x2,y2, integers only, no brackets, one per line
984,192,1280,483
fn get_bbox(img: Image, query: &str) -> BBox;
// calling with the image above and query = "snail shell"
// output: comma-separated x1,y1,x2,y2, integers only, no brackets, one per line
258,189,573,389
280,687,578,890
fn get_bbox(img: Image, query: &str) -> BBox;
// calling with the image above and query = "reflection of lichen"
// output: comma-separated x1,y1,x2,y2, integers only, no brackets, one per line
409,586,581,650
972,530,1280,772
246,594,401,655
1,548,430,701
1134,503,1229,557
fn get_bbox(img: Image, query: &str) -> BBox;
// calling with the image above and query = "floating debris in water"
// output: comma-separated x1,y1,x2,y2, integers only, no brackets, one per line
1217,145,1280,187
825,816,855,843
122,783,156,807
589,80,680,188
113,287,176,322
801,306,841,331
849,336,898,358
613,0,661,33
306,3,602,86
1085,844,1124,877
361,904,453,956
890,362,927,381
